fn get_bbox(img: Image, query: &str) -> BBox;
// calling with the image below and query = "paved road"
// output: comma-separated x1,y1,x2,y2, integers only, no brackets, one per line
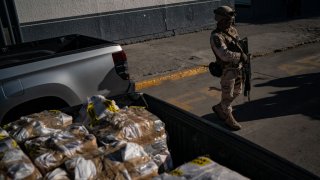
140,42,320,176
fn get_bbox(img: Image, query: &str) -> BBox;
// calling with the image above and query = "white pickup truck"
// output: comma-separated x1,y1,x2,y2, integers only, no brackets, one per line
0,34,135,124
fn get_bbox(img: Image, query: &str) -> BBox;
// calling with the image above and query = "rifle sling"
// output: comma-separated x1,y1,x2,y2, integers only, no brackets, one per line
223,30,245,54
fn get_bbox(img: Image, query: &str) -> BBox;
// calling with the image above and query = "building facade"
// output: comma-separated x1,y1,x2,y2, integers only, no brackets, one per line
11,0,234,44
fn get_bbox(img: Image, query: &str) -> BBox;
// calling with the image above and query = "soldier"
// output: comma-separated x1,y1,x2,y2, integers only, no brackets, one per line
210,6,248,130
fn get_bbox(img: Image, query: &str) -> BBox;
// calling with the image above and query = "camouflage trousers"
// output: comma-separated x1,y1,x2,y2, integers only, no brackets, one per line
220,68,243,114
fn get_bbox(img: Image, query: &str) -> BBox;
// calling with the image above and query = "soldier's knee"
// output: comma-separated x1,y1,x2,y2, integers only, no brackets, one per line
233,87,242,97
233,93,241,99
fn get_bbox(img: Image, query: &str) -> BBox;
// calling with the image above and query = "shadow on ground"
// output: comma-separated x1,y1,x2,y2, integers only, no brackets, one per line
202,72,320,129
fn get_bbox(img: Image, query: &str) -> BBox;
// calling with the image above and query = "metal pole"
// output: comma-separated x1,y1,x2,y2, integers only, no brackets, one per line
8,0,23,43
0,0,15,44
0,18,7,46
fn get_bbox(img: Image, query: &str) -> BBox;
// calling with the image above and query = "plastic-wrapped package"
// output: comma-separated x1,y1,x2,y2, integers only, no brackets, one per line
155,156,249,180
33,151,66,174
102,159,130,179
120,107,172,171
0,128,42,180
103,142,159,180
77,95,119,127
44,168,70,180
65,156,100,180
64,148,108,179
77,96,163,142
106,142,149,162
24,136,52,159
115,107,165,141
123,156,159,180
66,123,90,136
63,142,158,180
82,103,172,173
48,133,97,158
44,153,105,180
4,110,72,143
1,149,43,180
142,134,173,172
24,124,98,174
0,128,10,138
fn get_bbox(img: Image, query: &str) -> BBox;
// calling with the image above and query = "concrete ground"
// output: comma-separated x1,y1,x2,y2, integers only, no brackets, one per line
140,42,320,176
122,16,320,177
123,17,320,83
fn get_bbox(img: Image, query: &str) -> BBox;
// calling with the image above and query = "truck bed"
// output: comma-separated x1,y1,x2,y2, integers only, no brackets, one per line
0,34,117,69
62,92,319,180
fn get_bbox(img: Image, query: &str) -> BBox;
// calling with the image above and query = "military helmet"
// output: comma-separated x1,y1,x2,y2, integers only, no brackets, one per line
214,6,236,22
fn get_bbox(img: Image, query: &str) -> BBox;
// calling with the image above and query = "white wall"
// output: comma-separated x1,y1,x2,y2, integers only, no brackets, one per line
15,0,195,23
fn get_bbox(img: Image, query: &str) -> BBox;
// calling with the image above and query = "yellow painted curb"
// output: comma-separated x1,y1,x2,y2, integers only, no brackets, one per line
136,66,209,90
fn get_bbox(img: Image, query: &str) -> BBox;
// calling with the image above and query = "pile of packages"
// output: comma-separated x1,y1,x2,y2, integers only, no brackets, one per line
0,95,249,179
77,95,172,172
0,95,172,179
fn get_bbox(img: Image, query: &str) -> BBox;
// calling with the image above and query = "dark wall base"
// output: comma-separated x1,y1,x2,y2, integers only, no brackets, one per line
20,0,233,44
236,0,320,23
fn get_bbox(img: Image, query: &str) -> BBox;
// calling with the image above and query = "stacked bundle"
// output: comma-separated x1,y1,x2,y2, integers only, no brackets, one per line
78,95,173,177
0,95,172,179
24,124,98,175
0,128,42,179
39,141,159,179
4,110,72,143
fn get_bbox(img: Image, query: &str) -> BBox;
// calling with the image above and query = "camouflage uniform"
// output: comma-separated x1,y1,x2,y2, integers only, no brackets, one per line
210,26,243,130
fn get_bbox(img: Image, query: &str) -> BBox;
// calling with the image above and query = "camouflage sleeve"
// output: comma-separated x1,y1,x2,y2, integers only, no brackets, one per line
210,33,241,64
231,27,240,41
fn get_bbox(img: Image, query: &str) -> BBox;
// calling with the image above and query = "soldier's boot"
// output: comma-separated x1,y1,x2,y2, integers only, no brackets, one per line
225,112,242,130
212,104,227,120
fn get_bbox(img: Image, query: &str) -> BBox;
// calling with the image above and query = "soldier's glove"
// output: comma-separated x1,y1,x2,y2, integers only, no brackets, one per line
240,53,248,63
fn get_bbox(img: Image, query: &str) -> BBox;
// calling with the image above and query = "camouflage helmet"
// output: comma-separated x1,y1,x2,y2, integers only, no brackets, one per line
214,6,236,22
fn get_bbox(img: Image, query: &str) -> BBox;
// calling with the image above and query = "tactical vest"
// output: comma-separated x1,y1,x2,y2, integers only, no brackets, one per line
211,27,241,69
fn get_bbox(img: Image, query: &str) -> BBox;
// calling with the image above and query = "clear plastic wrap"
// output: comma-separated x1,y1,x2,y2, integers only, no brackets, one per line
65,156,99,180
33,152,66,174
122,107,172,172
77,96,173,173
123,156,159,180
0,128,42,180
24,124,98,174
1,149,43,180
92,107,173,172
44,168,70,180
1,95,175,179
62,142,159,180
4,110,72,143
0,128,10,138
77,95,119,127
103,142,159,180
155,156,249,180
64,148,106,179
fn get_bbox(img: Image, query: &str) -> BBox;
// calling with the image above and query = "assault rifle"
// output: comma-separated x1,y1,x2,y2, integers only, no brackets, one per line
238,37,251,101
223,32,252,101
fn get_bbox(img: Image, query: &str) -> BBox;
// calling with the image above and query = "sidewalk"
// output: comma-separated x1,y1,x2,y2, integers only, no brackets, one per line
123,17,320,88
